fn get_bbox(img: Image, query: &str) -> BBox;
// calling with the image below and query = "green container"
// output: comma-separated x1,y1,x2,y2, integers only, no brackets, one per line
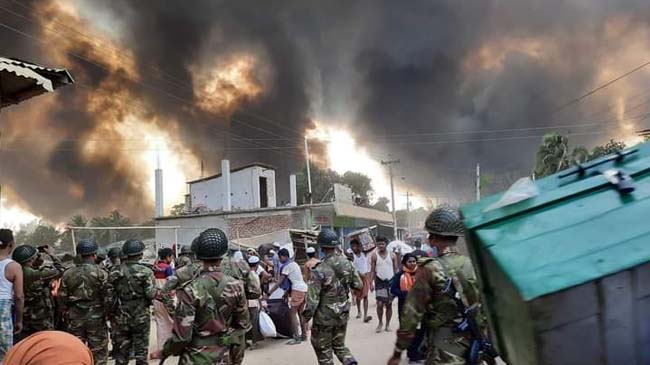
461,143,650,365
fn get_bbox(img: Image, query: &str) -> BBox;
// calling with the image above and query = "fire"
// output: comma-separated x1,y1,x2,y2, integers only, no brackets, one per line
191,55,263,114
306,121,425,210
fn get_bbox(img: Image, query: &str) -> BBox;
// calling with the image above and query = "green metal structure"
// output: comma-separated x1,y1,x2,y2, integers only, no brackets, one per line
461,143,650,365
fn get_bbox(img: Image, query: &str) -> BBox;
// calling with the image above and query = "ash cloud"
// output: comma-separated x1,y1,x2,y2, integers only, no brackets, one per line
2,0,650,222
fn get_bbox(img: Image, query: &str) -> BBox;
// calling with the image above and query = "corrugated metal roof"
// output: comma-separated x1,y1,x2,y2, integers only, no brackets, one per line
0,57,74,108
333,202,393,223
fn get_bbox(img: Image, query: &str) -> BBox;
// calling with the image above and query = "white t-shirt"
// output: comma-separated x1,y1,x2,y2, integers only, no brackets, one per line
281,261,308,292
352,252,369,274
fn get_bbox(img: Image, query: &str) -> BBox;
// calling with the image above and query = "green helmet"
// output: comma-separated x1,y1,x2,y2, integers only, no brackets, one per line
122,239,145,257
180,245,192,255
12,245,38,264
96,248,107,260
317,229,340,248
190,236,199,254
424,206,464,237
108,247,122,259
195,228,228,260
77,239,98,256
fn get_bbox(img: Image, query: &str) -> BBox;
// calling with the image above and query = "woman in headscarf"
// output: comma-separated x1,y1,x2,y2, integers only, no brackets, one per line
390,253,425,363
4,330,93,365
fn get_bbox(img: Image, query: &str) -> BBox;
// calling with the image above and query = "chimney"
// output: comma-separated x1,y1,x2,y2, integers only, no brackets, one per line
155,154,164,217
289,174,297,206
222,159,232,211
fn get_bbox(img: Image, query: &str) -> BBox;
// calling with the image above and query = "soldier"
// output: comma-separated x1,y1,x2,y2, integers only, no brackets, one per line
303,229,363,365
175,245,193,269
12,245,65,342
388,206,480,365
220,247,261,365
106,247,121,269
162,228,250,364
161,237,202,315
58,239,111,365
107,239,157,365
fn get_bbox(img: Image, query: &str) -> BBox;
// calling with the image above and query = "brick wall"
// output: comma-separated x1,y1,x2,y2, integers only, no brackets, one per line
226,214,291,238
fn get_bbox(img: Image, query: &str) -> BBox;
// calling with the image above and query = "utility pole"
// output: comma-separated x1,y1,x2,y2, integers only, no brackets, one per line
304,137,313,204
381,159,400,240
406,190,411,235
476,163,481,201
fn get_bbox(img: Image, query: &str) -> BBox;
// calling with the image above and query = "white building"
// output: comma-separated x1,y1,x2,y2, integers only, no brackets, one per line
187,162,276,212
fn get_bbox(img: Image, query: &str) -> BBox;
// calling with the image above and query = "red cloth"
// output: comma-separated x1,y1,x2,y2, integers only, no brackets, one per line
5,331,93,365
154,261,171,279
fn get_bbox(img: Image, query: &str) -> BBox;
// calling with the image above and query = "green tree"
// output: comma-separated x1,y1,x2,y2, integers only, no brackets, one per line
589,139,626,160
89,210,132,245
372,197,390,212
533,134,627,179
341,171,373,205
170,203,186,216
296,163,341,204
15,221,60,247
533,133,570,178
29,225,60,246
60,214,91,253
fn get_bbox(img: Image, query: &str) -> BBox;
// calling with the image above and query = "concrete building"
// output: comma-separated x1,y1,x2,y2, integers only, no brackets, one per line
155,201,393,248
187,162,276,212
155,160,394,248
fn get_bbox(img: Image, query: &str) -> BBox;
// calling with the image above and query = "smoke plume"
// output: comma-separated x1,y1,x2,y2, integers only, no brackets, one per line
1,0,650,222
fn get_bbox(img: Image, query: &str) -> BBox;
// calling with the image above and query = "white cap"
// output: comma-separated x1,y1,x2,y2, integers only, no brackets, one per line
248,256,260,264
273,242,281,248
306,247,316,254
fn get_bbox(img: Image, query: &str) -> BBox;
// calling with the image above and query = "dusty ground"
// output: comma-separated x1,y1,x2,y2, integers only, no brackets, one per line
114,297,404,364
115,297,504,364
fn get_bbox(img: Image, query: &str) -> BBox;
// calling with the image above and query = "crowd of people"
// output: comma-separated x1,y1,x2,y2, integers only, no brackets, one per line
0,205,482,365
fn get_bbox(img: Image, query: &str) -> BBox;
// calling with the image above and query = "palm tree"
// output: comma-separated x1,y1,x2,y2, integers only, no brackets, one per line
533,133,570,178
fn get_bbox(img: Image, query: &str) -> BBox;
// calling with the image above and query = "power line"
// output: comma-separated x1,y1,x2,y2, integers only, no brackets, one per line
550,58,650,115
0,11,303,147
0,19,305,161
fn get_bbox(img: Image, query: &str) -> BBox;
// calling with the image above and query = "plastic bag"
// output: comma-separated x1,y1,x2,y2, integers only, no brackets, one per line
259,310,277,338
484,177,539,212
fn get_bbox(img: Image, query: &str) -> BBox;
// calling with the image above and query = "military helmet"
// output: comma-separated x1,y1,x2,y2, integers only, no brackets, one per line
96,247,107,260
424,206,465,237
108,246,122,259
77,239,98,256
180,245,192,255
190,236,200,254
195,228,228,260
122,238,145,257
12,245,38,264
317,229,340,248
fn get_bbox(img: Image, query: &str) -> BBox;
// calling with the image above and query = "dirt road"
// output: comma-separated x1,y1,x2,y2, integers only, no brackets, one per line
138,297,404,364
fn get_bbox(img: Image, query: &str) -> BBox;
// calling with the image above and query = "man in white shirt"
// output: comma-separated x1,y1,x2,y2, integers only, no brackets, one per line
350,239,372,323
269,248,309,345
370,236,398,333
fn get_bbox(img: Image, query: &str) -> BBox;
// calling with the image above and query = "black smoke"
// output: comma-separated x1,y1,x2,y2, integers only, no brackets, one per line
1,0,650,222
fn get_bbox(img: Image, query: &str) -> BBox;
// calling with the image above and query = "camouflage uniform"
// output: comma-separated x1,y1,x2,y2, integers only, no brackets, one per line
108,261,157,365
220,255,261,365
58,262,111,365
161,261,202,314
303,252,363,365
18,255,65,341
175,254,193,269
162,265,251,365
394,248,478,365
